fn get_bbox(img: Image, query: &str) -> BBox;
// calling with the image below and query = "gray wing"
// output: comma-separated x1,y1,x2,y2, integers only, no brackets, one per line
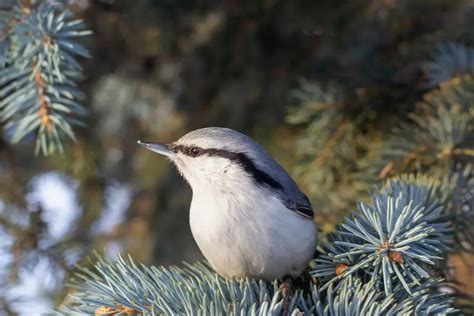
223,131,314,220
282,193,314,220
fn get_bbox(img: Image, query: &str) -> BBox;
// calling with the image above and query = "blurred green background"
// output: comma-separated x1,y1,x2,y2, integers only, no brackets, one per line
1,0,473,314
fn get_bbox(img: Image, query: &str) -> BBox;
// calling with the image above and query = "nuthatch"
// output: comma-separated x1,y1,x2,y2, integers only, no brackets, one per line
138,127,317,280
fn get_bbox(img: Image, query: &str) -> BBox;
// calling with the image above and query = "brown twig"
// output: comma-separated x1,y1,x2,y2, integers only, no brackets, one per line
378,240,404,263
379,145,429,179
32,60,53,131
314,120,350,168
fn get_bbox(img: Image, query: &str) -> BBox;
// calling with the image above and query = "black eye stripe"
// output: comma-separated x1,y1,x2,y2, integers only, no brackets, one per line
171,144,202,156
171,144,283,190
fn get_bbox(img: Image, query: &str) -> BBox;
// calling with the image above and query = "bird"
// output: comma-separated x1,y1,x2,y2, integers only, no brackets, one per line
137,127,317,281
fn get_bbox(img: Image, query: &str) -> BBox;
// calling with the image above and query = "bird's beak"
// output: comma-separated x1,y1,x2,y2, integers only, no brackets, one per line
137,140,174,157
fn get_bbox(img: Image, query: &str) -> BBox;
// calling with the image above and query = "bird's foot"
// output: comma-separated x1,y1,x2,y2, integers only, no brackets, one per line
279,276,294,316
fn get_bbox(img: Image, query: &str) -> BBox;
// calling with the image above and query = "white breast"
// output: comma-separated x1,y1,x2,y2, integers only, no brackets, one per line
189,183,317,280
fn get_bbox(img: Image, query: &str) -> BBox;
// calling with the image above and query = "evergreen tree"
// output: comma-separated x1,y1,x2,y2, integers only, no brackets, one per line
0,0,472,314
1,0,90,155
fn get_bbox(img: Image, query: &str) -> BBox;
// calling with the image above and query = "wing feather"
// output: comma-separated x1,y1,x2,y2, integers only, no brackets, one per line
282,193,314,220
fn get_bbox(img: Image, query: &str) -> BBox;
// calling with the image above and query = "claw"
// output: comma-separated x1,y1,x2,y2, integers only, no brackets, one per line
279,276,294,316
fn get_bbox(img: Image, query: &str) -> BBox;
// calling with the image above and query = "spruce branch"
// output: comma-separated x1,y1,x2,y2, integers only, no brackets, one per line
449,165,474,251
363,75,474,180
64,255,314,315
0,0,91,155
313,179,453,296
424,43,474,87
318,276,456,315
64,256,457,315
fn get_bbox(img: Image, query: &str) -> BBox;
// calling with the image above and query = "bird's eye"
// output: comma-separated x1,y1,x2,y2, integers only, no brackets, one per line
190,147,202,157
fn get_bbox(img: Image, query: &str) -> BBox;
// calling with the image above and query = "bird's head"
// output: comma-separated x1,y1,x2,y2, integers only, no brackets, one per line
138,127,288,192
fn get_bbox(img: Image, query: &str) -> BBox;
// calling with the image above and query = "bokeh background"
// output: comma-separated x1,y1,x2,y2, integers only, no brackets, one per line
1,0,473,314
